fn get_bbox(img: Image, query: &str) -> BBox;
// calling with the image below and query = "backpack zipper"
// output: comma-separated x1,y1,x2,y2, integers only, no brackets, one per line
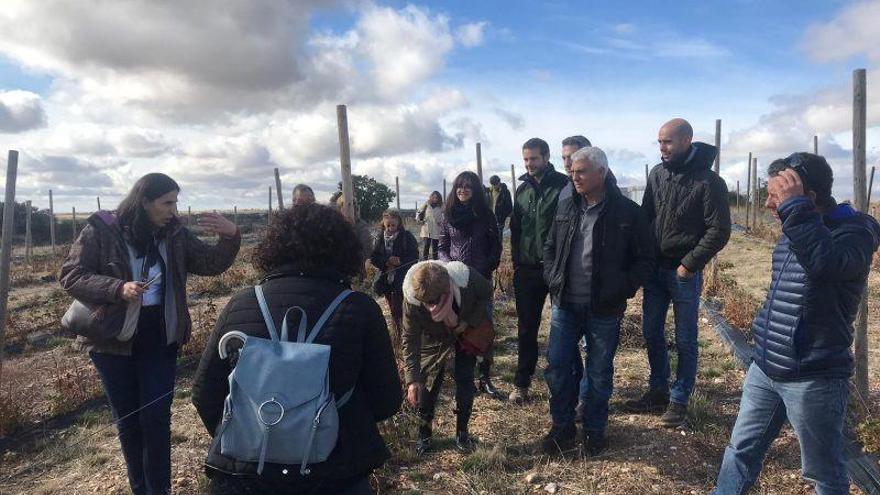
299,397,334,475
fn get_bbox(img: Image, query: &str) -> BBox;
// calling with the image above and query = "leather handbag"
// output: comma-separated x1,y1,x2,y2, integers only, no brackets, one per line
61,299,138,342
458,319,495,356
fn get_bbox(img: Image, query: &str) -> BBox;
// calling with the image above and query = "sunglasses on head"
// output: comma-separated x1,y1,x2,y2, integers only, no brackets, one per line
784,153,810,184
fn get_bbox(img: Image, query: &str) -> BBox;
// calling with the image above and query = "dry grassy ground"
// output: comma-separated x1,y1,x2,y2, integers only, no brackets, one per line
0,230,875,494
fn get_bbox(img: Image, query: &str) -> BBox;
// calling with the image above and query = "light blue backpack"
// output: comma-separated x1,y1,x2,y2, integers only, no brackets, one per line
216,285,354,475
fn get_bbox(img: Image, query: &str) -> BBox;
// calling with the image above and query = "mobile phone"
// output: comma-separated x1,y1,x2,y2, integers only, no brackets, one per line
141,272,162,289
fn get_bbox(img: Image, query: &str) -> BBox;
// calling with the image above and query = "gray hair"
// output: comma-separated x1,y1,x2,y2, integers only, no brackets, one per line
570,146,608,176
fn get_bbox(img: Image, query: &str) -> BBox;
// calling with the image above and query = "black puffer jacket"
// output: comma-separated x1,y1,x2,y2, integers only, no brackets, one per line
191,267,401,489
751,198,880,381
641,142,731,272
544,178,656,317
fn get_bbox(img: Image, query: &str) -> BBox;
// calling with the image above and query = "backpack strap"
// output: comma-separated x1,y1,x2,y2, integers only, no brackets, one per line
254,285,279,341
304,290,353,344
337,387,355,408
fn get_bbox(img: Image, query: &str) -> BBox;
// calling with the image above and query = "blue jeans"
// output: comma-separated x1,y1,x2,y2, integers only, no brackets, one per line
90,307,178,495
712,364,849,495
641,267,702,405
544,303,621,434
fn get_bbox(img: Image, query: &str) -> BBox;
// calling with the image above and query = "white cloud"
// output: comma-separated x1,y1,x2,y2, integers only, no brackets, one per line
357,4,455,98
0,90,47,133
802,0,880,62
456,21,488,48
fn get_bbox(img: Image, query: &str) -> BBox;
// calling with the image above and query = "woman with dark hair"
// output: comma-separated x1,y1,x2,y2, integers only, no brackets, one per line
192,204,401,495
417,191,444,260
438,171,503,399
370,209,419,343
60,173,241,495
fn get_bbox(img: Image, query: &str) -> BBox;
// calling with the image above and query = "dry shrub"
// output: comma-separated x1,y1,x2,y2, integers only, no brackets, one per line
188,263,258,297
857,417,880,454
184,299,219,357
708,274,761,341
0,388,27,436
48,356,101,416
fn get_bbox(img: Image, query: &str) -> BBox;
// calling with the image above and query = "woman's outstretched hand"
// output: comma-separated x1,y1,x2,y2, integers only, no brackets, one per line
198,212,238,238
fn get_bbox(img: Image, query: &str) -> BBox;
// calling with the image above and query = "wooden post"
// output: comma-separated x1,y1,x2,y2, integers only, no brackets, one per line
645,163,649,183
736,181,740,222
0,150,19,384
274,168,284,211
25,200,32,263
751,158,758,229
395,176,400,211
709,119,722,287
476,142,483,185
48,189,56,255
745,152,752,230
268,187,273,225
510,163,516,193
853,68,869,401
813,135,818,155
233,206,238,226
72,207,77,241
336,105,356,222
97,196,101,211
443,178,447,200
868,166,875,205
188,206,192,226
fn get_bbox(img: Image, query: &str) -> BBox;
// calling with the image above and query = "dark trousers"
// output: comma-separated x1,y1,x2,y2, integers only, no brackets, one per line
421,237,439,260
419,346,477,429
513,265,550,388
90,306,178,495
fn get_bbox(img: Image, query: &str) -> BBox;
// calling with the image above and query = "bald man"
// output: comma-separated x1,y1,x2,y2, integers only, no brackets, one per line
624,118,730,427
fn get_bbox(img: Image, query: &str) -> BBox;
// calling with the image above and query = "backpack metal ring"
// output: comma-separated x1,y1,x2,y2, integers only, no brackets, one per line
258,398,284,426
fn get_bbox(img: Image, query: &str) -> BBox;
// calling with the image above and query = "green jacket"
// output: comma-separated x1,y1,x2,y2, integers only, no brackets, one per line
510,163,569,267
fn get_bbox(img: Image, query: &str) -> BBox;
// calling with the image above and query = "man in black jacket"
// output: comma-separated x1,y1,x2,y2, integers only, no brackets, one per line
625,119,730,427
712,154,880,494
542,147,655,456
487,175,513,236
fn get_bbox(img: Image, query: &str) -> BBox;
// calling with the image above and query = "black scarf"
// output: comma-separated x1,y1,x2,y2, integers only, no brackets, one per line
448,202,476,232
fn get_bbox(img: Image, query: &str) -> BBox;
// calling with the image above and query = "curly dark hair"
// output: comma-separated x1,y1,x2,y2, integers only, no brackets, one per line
253,204,364,277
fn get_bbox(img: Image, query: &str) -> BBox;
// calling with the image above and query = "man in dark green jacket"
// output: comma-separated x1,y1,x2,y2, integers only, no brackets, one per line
509,137,570,403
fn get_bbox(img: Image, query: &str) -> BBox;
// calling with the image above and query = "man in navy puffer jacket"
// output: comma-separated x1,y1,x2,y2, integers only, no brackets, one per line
712,153,880,495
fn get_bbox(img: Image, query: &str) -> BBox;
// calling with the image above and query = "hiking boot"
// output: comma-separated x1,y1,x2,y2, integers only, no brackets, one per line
541,423,577,455
509,386,529,405
478,378,503,400
660,402,688,428
455,430,475,453
621,389,669,413
583,431,608,457
575,401,585,423
416,425,433,456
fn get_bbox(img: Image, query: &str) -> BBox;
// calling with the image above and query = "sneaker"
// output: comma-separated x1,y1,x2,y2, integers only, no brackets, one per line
660,402,688,428
455,431,475,453
583,431,608,457
541,423,577,455
478,378,504,400
621,389,669,413
416,425,432,456
574,401,585,423
509,386,529,405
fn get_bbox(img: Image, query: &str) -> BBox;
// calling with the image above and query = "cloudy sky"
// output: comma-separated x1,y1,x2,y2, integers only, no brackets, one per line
0,0,878,212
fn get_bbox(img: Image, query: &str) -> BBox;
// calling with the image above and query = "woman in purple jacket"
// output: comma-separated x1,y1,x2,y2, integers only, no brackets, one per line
438,171,502,399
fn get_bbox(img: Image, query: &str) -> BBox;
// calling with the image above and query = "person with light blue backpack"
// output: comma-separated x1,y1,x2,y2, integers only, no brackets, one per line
192,204,401,495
